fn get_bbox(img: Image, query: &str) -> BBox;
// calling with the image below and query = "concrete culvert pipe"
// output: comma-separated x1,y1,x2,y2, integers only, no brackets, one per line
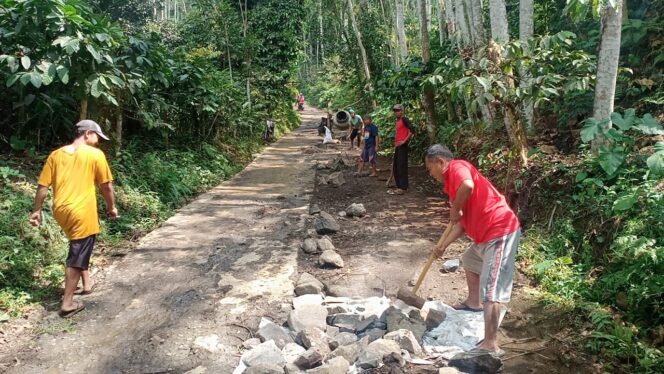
333,110,350,130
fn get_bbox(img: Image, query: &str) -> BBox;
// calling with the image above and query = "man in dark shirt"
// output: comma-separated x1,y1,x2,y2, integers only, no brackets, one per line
357,115,380,177
389,104,416,195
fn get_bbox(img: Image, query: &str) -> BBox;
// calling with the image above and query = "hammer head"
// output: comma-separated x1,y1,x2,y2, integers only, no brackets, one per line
396,287,425,309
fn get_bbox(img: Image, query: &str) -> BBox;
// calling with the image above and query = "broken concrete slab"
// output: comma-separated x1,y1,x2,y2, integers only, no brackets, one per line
257,320,293,349
287,304,328,333
449,351,504,374
384,329,423,355
314,212,340,234
294,272,325,296
302,238,320,254
242,340,286,368
319,250,344,268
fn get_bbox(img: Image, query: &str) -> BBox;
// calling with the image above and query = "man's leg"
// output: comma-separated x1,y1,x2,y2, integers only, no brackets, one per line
394,145,407,190
479,302,502,351
62,267,82,311
477,230,521,352
81,269,93,292
358,161,365,174
464,270,482,309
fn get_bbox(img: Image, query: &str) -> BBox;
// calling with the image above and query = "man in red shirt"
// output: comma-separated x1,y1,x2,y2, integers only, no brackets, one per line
425,144,521,355
389,104,416,195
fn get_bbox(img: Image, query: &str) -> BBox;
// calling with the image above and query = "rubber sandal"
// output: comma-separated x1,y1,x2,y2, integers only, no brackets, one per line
75,284,95,295
469,347,506,358
59,302,85,319
452,302,483,312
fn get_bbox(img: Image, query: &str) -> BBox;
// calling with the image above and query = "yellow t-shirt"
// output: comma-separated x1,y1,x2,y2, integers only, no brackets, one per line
38,144,113,240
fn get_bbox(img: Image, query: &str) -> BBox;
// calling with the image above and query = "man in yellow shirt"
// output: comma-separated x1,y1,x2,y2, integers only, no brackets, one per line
29,120,118,318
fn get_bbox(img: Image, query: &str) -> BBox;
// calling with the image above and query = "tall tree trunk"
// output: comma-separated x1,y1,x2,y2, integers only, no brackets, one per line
519,0,534,130
436,0,446,46
319,0,324,62
114,104,123,156
488,0,509,43
396,0,408,60
79,99,88,120
592,1,623,150
467,0,485,47
426,0,432,31
379,0,397,66
443,0,456,37
238,0,251,107
419,0,438,142
347,0,377,108
453,0,471,47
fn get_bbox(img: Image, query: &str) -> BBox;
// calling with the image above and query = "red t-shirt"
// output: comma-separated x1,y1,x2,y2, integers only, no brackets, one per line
395,118,411,144
443,160,520,243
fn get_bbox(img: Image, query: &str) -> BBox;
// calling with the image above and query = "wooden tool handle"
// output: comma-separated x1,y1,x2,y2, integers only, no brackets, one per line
412,223,455,294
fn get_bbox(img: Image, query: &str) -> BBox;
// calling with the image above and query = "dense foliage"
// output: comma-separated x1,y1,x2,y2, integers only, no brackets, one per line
0,0,303,318
300,0,663,371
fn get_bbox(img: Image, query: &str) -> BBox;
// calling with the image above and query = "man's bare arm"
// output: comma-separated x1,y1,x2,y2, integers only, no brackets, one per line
99,182,119,218
29,185,49,226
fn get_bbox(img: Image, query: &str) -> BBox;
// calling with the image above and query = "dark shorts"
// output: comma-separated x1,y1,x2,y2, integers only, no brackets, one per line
66,235,97,270
350,128,360,140
361,146,376,164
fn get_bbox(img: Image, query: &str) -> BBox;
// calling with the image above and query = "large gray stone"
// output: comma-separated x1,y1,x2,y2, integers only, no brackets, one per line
293,348,323,369
295,273,324,296
282,343,307,364
242,340,286,368
306,357,350,374
384,329,422,355
310,204,321,215
284,363,304,374
356,339,401,369
292,294,323,309
359,328,386,342
302,239,320,254
441,259,460,273
328,172,346,187
319,250,344,268
449,351,504,374
330,332,358,349
257,320,293,349
297,328,332,356
244,363,284,374
345,203,366,217
288,304,328,333
326,336,368,364
385,306,426,341
316,236,335,251
327,313,374,333
314,212,340,234
438,368,462,374
425,308,447,330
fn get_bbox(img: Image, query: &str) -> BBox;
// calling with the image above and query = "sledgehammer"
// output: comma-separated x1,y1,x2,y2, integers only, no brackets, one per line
396,223,455,309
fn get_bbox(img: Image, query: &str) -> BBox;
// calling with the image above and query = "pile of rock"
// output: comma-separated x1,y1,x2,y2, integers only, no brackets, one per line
235,272,456,374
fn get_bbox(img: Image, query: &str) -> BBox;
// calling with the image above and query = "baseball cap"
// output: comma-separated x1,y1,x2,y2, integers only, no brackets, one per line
392,104,403,111
349,108,355,113
76,120,110,140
